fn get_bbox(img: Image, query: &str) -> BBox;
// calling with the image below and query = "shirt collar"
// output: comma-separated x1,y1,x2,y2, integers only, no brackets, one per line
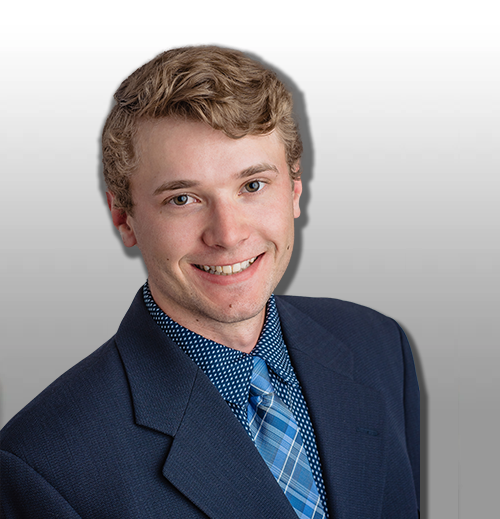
143,282,298,407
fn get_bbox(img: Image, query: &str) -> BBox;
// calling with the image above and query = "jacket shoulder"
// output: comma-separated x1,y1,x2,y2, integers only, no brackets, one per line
275,294,400,340
274,294,416,391
275,293,388,315
0,337,126,455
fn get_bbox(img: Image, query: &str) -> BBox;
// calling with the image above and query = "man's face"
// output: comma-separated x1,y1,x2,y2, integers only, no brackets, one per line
112,117,301,337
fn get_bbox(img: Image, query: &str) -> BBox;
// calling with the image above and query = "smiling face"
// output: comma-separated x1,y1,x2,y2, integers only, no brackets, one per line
109,117,301,349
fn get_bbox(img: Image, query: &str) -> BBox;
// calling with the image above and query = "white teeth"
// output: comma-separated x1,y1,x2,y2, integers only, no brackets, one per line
196,256,257,276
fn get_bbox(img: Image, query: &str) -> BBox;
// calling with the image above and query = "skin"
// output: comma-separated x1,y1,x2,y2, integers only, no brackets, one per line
108,117,302,353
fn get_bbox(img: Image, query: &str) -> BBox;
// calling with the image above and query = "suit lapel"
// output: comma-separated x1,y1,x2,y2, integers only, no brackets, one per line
162,368,299,519
115,290,298,519
276,297,386,519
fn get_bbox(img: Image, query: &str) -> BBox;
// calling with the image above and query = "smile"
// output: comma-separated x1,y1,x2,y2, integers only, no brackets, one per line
195,256,258,276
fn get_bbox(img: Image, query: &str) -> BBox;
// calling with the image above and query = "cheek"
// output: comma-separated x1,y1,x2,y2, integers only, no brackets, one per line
257,204,295,243
146,216,202,263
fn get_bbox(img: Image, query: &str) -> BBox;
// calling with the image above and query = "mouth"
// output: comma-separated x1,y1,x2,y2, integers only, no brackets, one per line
194,256,258,276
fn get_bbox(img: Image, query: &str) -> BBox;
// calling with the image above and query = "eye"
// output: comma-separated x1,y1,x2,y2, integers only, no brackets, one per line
243,180,263,193
168,194,196,206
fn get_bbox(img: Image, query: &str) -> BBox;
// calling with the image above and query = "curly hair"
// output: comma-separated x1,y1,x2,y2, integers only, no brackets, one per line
102,46,303,214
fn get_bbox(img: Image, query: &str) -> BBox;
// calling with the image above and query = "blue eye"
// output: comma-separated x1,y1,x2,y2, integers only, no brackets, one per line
245,180,262,193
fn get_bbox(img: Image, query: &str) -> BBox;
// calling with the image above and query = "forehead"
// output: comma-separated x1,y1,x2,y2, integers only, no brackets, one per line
134,117,287,179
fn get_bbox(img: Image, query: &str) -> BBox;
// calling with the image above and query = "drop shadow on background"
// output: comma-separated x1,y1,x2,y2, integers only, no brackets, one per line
95,47,426,514
400,323,427,517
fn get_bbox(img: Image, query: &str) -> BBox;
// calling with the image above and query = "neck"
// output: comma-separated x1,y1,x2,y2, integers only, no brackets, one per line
178,313,266,354
149,286,266,354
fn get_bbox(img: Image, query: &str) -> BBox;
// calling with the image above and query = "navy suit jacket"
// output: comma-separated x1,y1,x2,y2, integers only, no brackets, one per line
1,290,419,518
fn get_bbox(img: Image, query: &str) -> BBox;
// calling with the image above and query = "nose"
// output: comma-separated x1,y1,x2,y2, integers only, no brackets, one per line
202,199,251,249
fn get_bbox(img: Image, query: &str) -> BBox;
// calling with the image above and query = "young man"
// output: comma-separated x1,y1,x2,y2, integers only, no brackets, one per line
1,46,419,518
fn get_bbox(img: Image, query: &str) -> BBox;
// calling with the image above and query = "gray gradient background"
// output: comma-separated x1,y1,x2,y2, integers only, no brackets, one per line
1,2,499,517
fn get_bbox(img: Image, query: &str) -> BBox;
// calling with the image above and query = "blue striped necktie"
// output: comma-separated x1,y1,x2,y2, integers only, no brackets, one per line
247,356,326,519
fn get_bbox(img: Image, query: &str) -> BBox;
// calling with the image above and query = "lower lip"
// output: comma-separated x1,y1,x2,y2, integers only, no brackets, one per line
191,255,263,285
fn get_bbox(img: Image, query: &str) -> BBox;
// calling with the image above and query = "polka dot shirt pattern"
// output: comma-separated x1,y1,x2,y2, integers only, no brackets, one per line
143,282,328,516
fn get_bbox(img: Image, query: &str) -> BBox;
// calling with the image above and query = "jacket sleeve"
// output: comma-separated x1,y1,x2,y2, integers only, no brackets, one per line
1,450,82,519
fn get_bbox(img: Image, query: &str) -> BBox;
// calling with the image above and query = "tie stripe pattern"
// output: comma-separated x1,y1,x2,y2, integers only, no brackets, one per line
248,356,326,519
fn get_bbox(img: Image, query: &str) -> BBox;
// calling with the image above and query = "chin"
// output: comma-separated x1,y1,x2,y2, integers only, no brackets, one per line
199,299,267,325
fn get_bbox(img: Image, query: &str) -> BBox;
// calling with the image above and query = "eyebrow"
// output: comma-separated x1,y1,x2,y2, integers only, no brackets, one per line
153,179,199,196
237,162,279,179
152,162,279,196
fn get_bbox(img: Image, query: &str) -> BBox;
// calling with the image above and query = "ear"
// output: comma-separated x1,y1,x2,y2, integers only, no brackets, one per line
292,179,302,219
106,192,137,248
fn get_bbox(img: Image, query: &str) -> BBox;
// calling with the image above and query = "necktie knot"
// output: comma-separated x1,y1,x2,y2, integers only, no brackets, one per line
249,356,274,397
